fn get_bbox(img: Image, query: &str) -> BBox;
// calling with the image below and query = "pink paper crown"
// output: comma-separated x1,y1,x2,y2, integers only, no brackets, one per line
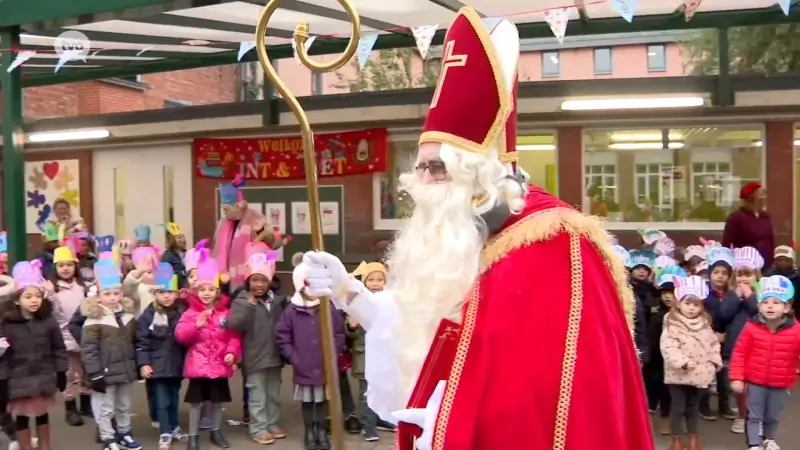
132,246,158,268
196,251,221,286
185,239,209,272
12,260,43,290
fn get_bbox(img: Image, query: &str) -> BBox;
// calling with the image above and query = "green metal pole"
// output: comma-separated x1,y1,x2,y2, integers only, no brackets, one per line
715,27,734,107
1,26,28,264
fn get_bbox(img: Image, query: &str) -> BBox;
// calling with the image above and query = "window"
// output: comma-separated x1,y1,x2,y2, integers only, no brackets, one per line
373,140,417,229
541,51,560,78
647,45,667,71
115,75,142,83
582,127,763,228
164,100,191,108
311,72,323,96
517,134,558,194
593,48,612,74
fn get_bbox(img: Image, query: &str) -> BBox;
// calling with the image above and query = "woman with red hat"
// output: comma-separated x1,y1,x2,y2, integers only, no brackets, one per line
722,182,775,269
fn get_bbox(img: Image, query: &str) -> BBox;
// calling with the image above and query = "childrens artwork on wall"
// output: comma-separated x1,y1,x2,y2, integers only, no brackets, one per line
24,159,81,233
291,202,311,235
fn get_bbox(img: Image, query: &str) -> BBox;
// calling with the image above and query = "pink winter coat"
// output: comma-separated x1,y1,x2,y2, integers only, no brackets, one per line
50,280,86,352
175,294,241,379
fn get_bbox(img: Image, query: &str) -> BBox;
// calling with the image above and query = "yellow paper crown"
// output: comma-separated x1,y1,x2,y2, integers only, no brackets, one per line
53,246,77,264
350,261,387,278
165,222,183,236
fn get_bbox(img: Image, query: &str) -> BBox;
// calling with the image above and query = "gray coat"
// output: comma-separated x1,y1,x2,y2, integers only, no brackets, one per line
80,296,138,385
228,290,288,373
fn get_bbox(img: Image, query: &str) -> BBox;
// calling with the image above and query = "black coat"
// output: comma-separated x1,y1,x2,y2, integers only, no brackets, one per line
0,299,68,400
135,302,186,379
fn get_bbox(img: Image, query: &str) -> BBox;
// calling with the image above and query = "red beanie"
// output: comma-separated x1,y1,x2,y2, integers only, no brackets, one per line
739,181,762,200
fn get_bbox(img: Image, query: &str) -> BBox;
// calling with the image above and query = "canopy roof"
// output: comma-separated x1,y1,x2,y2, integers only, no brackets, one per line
2,0,799,87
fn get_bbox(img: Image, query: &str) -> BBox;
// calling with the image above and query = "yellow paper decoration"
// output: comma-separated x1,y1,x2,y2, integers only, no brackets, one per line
165,222,183,236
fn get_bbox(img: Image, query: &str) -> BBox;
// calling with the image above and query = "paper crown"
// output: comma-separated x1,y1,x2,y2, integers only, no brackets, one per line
684,245,707,261
245,252,277,280
164,222,183,236
654,255,677,270
94,260,122,291
134,225,151,242
675,276,710,301
40,223,59,242
699,237,721,250
0,231,7,254
775,245,796,261
95,235,115,253
350,261,388,279
219,175,245,205
246,241,271,258
132,246,158,269
733,246,765,270
53,246,78,264
12,260,43,291
758,275,795,303
694,261,709,273
708,247,735,268
653,237,675,258
196,252,221,287
184,239,209,272
118,240,133,255
418,8,517,157
661,265,688,278
611,245,631,268
638,228,666,246
657,274,681,288
154,262,178,291
629,250,656,269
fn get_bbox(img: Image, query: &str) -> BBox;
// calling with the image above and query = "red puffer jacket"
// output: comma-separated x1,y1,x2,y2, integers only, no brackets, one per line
729,316,800,388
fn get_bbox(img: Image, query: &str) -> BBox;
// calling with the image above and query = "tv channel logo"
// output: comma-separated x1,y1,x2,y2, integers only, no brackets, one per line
53,30,90,61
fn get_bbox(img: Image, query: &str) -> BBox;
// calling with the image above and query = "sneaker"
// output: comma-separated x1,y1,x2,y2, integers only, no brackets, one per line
764,440,781,450
251,432,275,445
151,421,159,429
199,415,213,430
747,447,761,450
117,434,142,450
102,441,122,450
361,428,379,442
267,425,287,439
730,418,746,434
8,442,19,450
172,427,188,441
344,414,361,434
158,433,172,450
376,419,396,432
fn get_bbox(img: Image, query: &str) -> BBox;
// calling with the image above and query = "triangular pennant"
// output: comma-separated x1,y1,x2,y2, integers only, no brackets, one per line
292,36,317,66
543,8,570,44
611,0,638,22
411,25,437,60
480,17,503,32
6,50,36,73
778,0,792,15
683,0,702,21
238,41,257,61
54,49,84,73
356,32,379,70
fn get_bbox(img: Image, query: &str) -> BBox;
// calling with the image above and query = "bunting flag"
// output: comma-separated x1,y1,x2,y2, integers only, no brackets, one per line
238,41,257,61
54,49,85,73
778,0,792,15
684,0,702,21
356,32,380,69
6,50,36,73
543,8,570,44
411,25,437,60
611,0,638,22
291,36,317,66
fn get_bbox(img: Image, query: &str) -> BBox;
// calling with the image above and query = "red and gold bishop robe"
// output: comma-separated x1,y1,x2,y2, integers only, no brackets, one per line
396,186,655,450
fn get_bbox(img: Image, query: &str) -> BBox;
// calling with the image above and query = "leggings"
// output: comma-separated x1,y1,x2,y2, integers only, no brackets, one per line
15,414,48,430
669,385,701,435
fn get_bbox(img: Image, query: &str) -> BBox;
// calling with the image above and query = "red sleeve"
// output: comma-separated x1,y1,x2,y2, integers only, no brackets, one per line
729,323,753,381
722,212,742,249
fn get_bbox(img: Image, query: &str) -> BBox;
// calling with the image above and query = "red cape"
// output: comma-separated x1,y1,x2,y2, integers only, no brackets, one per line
405,187,654,450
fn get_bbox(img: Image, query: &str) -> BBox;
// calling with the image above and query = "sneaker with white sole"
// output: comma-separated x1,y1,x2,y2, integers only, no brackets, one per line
172,426,188,441
158,433,172,450
117,434,142,450
151,421,159,429
730,418,745,434
7,441,19,450
102,441,121,450
361,428,379,442
763,439,781,450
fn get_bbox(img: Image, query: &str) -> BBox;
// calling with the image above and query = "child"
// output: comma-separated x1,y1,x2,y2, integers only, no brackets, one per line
136,263,187,449
81,260,142,450
347,261,396,442
228,251,287,445
35,224,60,280
74,232,98,271
161,223,188,289
717,246,762,434
48,242,92,426
729,275,800,450
174,253,240,450
765,245,800,316
684,245,707,275
124,246,160,314
661,275,722,450
134,225,152,248
0,261,68,450
0,272,17,448
628,250,655,363
276,260,346,450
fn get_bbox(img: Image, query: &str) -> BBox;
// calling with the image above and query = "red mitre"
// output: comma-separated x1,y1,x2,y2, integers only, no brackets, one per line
419,7,511,155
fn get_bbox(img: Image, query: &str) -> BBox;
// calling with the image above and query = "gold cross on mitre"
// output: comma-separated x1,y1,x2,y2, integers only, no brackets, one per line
430,40,468,109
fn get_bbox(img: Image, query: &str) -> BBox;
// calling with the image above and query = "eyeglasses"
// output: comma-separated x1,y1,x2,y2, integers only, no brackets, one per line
415,160,448,181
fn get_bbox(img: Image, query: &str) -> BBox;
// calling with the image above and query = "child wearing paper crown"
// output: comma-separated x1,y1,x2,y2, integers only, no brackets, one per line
123,246,161,314
228,250,289,445
81,260,142,450
0,260,68,450
174,252,241,450
275,258,345,450
764,245,800,317
628,249,655,363
717,246,763,434
134,225,152,248
161,223,189,289
660,276,722,450
135,263,188,449
46,239,93,427
35,223,62,280
729,275,800,450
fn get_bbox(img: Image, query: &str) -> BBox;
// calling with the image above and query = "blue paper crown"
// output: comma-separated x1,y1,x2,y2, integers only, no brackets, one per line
612,245,631,268
219,183,239,205
154,262,176,290
94,260,121,291
95,235,115,253
134,225,151,241
708,247,735,268
629,250,657,269
758,275,795,303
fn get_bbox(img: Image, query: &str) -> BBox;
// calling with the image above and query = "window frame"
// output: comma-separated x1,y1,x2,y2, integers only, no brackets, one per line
311,72,324,96
647,44,667,72
541,51,560,78
593,47,612,75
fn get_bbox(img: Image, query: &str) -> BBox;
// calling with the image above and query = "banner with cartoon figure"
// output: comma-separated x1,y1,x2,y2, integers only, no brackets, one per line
193,128,388,180
24,160,81,233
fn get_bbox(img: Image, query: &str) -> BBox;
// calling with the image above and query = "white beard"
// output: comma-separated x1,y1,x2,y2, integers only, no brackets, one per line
386,175,484,407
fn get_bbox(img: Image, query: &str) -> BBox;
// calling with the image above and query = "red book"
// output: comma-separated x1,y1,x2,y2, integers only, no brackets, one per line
396,319,461,450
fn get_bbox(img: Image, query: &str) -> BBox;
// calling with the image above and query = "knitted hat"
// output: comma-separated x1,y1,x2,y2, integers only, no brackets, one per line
611,245,631,268
758,275,794,303
775,245,795,261
94,260,122,291
11,260,43,291
708,247,735,268
675,276,709,301
739,181,762,200
245,252,277,280
153,263,178,291
733,246,764,270
134,225,151,242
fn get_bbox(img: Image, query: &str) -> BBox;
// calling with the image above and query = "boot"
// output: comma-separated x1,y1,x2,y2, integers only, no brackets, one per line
16,428,33,450
79,394,93,417
186,435,200,450
36,424,51,450
315,421,330,450
670,435,684,450
304,424,318,450
64,399,84,426
659,417,670,435
209,430,229,448
687,434,700,450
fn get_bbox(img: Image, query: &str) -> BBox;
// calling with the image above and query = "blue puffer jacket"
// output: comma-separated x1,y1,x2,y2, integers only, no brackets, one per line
717,290,759,359
704,287,728,332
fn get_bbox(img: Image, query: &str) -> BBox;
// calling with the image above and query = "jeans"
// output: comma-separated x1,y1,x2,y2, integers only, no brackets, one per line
151,378,182,435
669,385,701,435
246,367,282,436
145,379,158,422
91,383,134,441
745,383,791,447
358,379,378,430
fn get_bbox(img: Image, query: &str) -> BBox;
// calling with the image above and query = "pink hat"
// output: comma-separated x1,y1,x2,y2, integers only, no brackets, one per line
245,252,277,280
196,248,220,287
12,260,44,291
184,239,209,272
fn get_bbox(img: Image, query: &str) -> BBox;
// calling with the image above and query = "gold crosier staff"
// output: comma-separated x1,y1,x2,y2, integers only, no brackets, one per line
256,2,360,449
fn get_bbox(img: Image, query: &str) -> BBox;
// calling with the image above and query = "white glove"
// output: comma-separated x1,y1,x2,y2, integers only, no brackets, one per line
391,380,446,450
302,251,350,298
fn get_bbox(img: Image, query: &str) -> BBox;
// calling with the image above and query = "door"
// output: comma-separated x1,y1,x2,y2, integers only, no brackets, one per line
93,145,193,248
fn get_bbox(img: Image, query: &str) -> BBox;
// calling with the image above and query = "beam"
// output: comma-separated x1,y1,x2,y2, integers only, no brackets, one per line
0,0,174,28
21,7,800,87
426,0,482,16
1,27,28,263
